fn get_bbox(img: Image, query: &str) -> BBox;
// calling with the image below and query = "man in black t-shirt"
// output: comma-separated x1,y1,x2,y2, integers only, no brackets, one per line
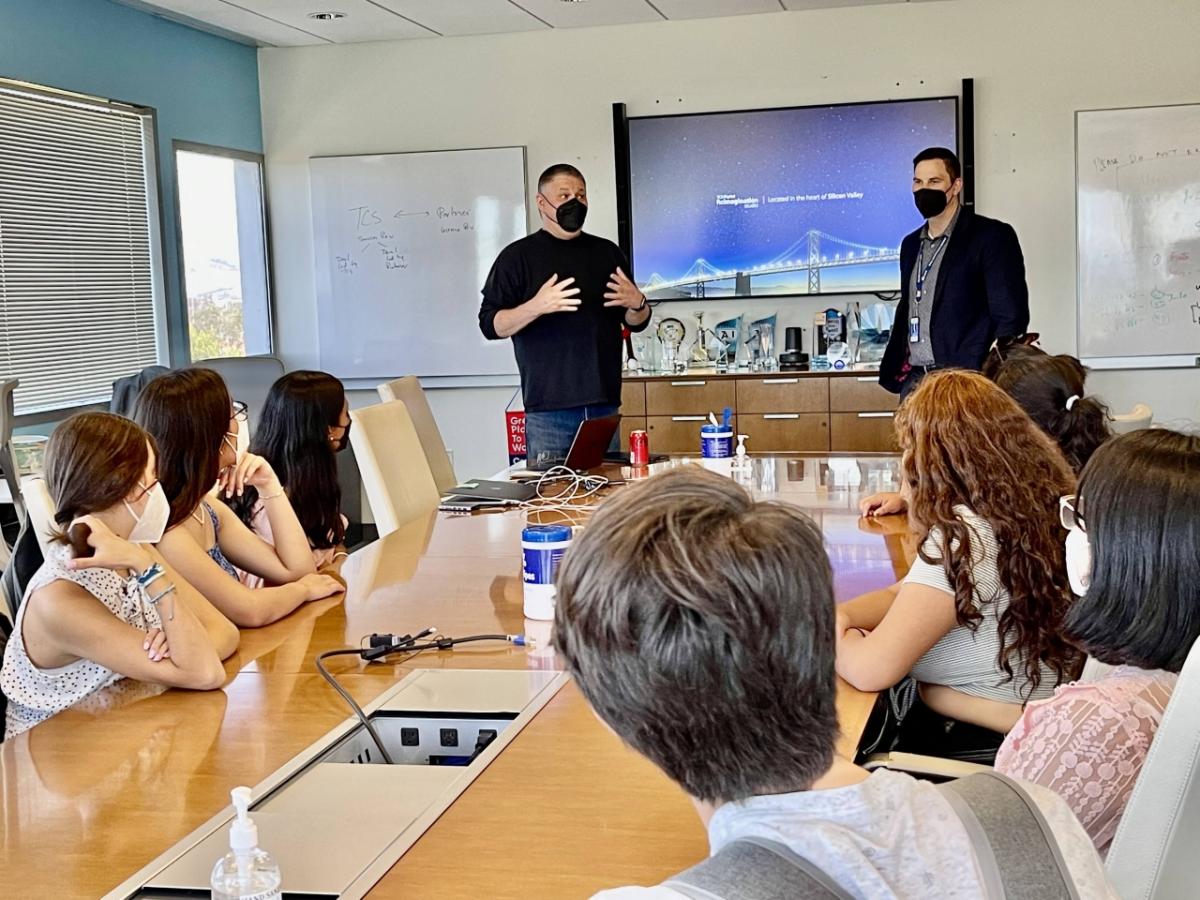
479,164,651,466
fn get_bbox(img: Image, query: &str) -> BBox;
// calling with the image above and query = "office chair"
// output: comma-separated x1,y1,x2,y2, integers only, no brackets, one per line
1110,404,1153,435
193,356,285,434
349,400,439,538
1106,638,1200,899
376,376,457,494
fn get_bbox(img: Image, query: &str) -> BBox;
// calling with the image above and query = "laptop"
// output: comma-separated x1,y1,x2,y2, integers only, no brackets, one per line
444,479,537,502
527,414,622,472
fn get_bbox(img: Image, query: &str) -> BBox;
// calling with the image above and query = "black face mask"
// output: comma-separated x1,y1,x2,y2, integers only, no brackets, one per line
913,188,950,219
333,419,351,453
541,193,587,232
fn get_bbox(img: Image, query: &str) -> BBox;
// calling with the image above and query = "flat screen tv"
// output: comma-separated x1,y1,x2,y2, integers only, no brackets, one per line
624,96,958,300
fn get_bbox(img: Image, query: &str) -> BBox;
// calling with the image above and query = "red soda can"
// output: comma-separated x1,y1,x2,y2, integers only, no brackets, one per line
630,429,649,466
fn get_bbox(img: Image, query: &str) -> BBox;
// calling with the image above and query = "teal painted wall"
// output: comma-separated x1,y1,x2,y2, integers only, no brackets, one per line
1,0,263,366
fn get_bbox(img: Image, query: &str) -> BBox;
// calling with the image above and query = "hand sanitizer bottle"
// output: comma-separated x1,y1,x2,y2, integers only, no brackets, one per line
211,787,281,900
734,434,750,467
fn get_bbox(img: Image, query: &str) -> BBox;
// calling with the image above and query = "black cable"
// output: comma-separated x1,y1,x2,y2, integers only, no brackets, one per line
315,633,524,767
315,648,396,765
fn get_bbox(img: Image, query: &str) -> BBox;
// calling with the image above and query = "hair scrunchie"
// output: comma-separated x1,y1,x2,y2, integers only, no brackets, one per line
1066,394,1081,411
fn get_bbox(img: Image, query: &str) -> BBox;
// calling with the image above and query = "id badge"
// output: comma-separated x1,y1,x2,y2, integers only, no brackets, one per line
908,316,920,343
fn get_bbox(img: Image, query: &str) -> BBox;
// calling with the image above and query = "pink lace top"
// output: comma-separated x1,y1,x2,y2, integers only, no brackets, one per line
995,665,1176,855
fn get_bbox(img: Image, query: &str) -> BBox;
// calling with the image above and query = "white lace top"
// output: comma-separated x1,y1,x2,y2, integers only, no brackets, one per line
1,542,161,739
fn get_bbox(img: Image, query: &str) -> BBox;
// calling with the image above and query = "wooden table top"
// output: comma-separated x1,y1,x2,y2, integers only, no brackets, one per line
0,455,913,899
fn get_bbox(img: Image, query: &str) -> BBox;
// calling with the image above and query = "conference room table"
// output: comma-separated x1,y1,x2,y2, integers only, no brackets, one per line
0,454,915,899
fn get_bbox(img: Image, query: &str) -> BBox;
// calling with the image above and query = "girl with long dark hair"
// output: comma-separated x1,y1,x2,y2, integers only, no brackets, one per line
234,371,350,585
133,369,342,627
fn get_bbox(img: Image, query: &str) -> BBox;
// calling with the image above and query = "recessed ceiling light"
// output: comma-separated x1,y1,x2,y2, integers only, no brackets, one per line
307,11,346,20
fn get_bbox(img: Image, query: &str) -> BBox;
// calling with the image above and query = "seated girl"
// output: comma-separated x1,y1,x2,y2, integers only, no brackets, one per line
1,413,238,738
133,369,342,627
233,371,350,587
990,352,1111,474
996,428,1200,853
836,371,1080,762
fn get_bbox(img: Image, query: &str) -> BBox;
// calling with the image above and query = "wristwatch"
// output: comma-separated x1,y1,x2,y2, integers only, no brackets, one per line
632,293,648,312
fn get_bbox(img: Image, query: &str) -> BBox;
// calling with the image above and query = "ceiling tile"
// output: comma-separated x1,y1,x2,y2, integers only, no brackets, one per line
124,0,330,45
511,0,665,30
370,0,548,37
653,0,784,20
235,0,436,43
780,0,911,10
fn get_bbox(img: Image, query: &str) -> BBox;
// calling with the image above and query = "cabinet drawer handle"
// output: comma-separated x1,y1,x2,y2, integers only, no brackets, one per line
671,416,707,422
761,378,799,384
857,412,894,419
856,377,877,382
670,381,706,387
763,414,800,420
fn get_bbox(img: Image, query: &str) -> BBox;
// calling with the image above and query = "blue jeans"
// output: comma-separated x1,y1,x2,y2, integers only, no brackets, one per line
524,404,619,467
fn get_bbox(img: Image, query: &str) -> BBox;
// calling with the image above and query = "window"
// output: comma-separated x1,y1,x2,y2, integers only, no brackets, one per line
174,144,272,360
0,80,165,415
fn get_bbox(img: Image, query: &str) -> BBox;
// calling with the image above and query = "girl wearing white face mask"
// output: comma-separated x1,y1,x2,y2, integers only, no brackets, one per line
997,428,1200,854
133,368,343,628
0,413,239,739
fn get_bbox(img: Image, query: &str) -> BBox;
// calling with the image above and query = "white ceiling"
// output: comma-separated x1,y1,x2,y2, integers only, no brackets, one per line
115,0,928,47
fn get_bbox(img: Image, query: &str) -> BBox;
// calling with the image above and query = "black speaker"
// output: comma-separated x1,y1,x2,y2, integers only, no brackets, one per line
784,326,803,353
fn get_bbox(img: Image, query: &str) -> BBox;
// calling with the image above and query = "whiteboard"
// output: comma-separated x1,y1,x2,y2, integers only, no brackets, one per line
1076,104,1200,364
310,147,527,378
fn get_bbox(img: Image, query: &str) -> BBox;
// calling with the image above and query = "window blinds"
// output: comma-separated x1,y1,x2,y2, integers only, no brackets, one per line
0,84,162,415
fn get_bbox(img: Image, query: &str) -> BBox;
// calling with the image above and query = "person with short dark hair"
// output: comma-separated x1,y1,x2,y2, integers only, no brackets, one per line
478,164,651,466
989,352,1112,474
879,147,1030,397
555,467,1115,898
997,428,1200,854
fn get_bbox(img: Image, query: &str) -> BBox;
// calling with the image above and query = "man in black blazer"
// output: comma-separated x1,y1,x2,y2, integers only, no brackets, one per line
880,148,1029,396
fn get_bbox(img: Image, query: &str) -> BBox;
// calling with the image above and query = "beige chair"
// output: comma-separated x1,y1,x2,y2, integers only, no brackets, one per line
1106,638,1200,898
349,400,440,538
23,478,57,554
1110,403,1153,435
377,376,457,494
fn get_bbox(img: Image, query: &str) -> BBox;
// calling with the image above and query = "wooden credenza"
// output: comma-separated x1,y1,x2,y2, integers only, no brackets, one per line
620,369,899,454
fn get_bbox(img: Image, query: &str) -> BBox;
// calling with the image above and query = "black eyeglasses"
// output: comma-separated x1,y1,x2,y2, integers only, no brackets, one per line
231,400,249,424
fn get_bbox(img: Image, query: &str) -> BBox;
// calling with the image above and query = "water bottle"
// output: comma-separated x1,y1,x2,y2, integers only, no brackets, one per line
211,787,281,900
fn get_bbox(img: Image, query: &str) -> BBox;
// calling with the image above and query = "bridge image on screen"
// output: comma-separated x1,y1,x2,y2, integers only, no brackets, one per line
628,97,958,299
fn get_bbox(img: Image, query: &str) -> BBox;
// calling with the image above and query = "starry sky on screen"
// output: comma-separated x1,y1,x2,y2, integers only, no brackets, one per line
628,98,957,293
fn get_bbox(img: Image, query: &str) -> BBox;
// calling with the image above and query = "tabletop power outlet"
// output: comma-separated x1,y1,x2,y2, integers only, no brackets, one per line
321,714,515,767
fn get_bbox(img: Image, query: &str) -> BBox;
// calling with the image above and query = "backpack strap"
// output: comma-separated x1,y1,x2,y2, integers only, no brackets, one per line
938,771,1080,900
665,836,856,900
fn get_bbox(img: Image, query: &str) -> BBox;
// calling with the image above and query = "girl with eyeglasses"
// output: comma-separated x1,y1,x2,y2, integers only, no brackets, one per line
232,371,351,586
996,428,1200,853
133,369,342,627
1,413,238,738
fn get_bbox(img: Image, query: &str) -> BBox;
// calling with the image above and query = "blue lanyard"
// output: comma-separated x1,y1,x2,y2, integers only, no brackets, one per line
915,235,948,302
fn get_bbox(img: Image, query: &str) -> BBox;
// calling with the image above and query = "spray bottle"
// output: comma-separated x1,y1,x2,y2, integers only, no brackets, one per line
210,786,281,900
